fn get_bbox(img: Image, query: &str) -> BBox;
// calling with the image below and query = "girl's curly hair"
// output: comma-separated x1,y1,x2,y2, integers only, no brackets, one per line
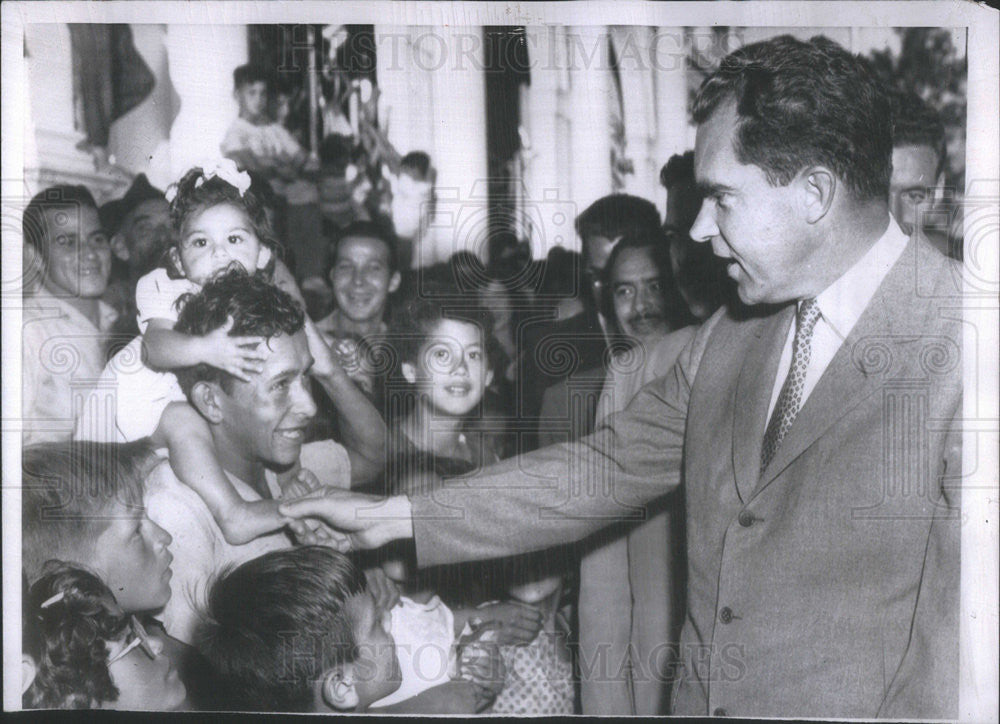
23,562,130,710
164,166,282,279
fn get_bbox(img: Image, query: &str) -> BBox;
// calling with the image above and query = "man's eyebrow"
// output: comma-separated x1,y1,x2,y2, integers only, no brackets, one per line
696,181,733,196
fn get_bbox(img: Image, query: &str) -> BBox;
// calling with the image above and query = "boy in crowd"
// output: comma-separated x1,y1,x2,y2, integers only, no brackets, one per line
22,185,118,444
21,440,173,613
221,64,314,181
200,546,503,713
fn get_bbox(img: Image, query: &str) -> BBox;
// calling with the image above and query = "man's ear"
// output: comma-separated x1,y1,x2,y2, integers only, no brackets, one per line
801,167,836,224
388,271,402,294
485,367,494,388
189,381,226,424
401,361,417,385
110,233,130,262
21,655,36,696
320,665,358,712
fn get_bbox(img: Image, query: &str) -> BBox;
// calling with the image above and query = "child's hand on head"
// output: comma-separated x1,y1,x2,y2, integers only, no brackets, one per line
202,316,267,382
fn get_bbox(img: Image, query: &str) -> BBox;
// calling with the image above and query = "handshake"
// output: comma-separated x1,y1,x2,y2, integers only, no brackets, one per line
279,482,416,550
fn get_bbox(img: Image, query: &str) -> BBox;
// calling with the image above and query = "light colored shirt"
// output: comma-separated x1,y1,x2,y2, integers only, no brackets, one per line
767,218,910,421
22,288,117,444
371,595,457,708
145,439,351,644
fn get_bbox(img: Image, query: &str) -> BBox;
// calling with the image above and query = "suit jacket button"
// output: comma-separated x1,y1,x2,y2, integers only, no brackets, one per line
714,707,728,716
738,510,755,527
719,606,734,624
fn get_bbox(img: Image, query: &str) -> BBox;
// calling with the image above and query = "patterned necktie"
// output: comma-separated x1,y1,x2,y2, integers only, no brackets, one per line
760,298,822,474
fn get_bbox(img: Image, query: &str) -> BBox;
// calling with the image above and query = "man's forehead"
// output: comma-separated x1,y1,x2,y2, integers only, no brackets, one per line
339,235,390,261
257,331,310,372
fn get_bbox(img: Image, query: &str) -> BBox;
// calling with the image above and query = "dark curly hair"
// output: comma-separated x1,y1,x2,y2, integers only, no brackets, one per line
388,279,499,379
173,267,305,397
198,546,366,711
692,34,892,201
165,166,281,279
23,562,130,709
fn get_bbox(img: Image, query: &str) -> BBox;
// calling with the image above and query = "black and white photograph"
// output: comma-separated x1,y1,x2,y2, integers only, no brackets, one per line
2,1,998,718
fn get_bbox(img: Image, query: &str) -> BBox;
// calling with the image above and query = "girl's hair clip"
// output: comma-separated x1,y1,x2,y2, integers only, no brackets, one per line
39,591,65,609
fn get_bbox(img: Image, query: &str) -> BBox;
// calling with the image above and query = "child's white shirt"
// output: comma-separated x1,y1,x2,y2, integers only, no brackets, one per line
76,269,196,442
371,595,457,708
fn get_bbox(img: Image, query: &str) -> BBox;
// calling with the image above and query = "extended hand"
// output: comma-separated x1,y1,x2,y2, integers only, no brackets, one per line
278,487,413,551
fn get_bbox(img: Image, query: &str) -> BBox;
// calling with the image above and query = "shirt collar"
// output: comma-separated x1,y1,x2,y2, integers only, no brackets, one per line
812,216,910,341
25,286,118,333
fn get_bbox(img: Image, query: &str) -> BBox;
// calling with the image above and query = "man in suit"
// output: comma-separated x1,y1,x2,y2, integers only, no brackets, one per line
281,35,961,718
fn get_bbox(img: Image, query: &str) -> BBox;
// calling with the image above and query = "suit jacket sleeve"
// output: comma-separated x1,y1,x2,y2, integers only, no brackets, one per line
411,310,724,568
878,398,962,719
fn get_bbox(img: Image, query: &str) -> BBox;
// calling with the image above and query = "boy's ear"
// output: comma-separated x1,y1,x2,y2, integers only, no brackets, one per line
21,655,37,696
110,233,130,262
388,271,401,294
401,361,417,385
485,367,494,388
189,381,226,424
320,665,358,712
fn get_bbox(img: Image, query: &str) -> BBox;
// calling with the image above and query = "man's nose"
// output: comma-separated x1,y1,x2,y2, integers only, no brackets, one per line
689,200,718,244
291,376,318,419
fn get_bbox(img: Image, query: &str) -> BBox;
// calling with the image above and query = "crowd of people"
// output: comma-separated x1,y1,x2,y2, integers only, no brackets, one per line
19,34,962,716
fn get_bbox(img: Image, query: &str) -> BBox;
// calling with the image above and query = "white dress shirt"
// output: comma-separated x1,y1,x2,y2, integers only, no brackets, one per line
767,218,910,421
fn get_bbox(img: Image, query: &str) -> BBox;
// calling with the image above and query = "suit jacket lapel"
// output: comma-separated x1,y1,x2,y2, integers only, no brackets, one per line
733,305,794,502
754,238,916,496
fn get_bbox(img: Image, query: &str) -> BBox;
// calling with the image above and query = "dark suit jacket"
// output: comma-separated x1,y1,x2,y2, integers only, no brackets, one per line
410,236,962,718
516,310,608,451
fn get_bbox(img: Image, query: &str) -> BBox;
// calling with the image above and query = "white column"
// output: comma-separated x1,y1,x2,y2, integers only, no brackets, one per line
652,26,693,218
426,25,488,263
566,26,613,224
520,25,574,256
166,24,248,181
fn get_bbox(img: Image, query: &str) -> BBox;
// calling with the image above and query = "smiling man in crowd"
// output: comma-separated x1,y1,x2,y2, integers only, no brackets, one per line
143,269,385,646
282,35,962,719
22,184,118,444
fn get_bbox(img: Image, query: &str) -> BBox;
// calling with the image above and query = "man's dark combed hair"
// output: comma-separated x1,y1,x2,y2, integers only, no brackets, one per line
21,441,156,580
24,563,131,709
660,151,695,189
325,219,400,280
198,546,367,712
173,267,305,397
233,64,268,90
23,185,101,253
889,88,947,175
692,34,892,201
574,194,662,246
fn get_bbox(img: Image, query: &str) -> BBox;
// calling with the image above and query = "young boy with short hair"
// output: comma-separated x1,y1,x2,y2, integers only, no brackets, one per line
221,64,316,182
21,440,173,613
199,546,503,713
